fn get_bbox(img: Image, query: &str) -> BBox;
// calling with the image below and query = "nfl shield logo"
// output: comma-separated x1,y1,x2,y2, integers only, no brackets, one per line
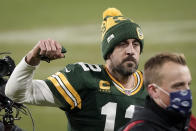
125,90,132,96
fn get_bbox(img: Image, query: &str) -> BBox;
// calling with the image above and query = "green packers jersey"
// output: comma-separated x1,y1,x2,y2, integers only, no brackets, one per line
44,62,147,131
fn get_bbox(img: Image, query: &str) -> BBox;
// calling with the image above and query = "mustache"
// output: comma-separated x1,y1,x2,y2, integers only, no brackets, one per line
122,56,137,63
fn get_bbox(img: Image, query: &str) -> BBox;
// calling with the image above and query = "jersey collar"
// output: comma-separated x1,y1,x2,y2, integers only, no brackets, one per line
104,66,143,96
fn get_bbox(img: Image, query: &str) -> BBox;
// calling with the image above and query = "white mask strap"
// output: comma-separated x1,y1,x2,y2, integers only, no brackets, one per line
152,84,169,108
152,84,169,96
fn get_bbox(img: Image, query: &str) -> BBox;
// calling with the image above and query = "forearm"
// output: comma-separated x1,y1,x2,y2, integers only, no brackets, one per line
5,57,60,107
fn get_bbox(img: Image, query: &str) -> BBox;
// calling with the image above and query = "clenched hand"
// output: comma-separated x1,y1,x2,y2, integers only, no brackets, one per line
26,39,65,66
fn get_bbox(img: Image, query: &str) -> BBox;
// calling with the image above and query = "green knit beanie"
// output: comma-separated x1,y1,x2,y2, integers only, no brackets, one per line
101,8,144,59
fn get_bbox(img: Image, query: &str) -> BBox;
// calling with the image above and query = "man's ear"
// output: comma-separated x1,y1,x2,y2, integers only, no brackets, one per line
147,84,159,99
106,52,112,60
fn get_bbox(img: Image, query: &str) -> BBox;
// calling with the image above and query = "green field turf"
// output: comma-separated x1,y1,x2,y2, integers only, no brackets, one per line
0,0,196,130
0,0,196,31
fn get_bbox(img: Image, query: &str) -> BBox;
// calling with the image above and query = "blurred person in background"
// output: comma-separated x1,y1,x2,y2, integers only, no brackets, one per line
5,8,147,131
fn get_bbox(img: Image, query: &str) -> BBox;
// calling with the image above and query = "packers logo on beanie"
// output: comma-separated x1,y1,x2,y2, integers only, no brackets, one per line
101,8,144,59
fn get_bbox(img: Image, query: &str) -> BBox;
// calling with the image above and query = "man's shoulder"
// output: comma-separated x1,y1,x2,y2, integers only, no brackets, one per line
56,62,107,86
125,121,156,131
60,62,105,76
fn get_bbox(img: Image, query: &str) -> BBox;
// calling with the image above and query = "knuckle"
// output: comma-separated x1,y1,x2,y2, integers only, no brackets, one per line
42,48,46,52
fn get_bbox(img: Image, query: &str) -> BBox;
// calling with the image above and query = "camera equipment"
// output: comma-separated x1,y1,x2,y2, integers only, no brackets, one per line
0,52,15,77
0,52,35,131
0,91,34,131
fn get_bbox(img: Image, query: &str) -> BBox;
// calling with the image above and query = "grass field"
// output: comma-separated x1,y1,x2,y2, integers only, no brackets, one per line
0,0,196,130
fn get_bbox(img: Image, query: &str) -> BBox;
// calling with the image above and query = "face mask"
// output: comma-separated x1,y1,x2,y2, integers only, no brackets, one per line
155,85,192,115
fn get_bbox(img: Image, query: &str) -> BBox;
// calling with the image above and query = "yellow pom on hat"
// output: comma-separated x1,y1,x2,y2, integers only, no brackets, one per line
103,8,123,19
101,8,125,39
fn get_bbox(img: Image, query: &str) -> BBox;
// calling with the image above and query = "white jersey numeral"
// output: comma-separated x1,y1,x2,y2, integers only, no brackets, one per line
125,105,135,119
78,62,101,72
101,102,117,131
101,102,135,131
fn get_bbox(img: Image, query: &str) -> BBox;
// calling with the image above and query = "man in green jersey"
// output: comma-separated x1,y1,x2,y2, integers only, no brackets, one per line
5,8,147,131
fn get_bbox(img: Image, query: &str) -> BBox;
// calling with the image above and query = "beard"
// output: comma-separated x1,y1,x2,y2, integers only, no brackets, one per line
112,56,139,76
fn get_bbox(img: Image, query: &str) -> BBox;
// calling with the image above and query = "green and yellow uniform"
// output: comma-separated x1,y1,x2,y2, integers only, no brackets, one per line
44,62,147,131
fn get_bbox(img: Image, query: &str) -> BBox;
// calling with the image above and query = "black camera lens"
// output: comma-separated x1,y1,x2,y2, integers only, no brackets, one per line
0,61,9,77
0,56,15,77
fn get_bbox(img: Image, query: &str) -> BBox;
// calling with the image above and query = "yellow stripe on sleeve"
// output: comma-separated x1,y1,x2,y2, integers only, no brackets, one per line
48,76,75,109
56,72,82,109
